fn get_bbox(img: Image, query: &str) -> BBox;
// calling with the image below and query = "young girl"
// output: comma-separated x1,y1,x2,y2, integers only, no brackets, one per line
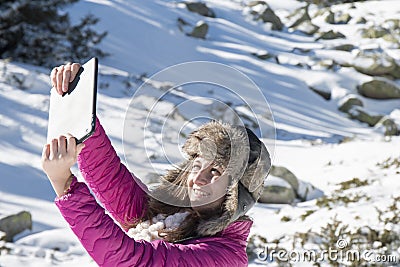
42,63,271,266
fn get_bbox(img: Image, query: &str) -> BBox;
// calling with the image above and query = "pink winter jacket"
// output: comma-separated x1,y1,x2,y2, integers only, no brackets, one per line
55,118,252,267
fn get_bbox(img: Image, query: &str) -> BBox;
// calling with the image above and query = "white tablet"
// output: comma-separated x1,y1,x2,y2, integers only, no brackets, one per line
47,57,98,144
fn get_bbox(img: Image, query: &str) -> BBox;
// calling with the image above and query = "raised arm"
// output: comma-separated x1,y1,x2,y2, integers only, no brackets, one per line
77,117,148,228
55,178,249,267
48,62,148,228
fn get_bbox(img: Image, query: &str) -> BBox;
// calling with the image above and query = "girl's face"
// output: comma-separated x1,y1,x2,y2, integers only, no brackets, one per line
186,156,229,213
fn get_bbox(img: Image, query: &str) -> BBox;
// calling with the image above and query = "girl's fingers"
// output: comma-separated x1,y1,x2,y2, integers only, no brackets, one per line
70,63,81,82
49,139,58,160
62,64,72,93
42,144,50,161
56,65,64,95
50,68,58,89
66,134,77,156
59,136,67,156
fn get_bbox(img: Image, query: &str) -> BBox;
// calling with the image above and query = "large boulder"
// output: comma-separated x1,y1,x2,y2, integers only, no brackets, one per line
357,79,400,99
269,165,299,193
352,52,397,77
259,176,296,204
0,211,32,242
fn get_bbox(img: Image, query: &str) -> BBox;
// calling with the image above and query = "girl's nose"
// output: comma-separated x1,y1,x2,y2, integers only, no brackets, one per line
193,168,210,186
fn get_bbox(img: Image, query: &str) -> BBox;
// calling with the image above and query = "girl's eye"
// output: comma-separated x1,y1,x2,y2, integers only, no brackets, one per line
192,165,201,172
211,168,221,176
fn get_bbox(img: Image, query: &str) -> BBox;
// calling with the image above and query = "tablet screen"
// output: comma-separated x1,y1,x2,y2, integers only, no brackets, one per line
47,57,98,144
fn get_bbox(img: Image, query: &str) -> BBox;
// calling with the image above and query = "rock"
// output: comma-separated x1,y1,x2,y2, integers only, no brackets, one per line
188,21,208,39
251,50,274,60
360,26,390,39
374,116,399,136
177,17,191,32
388,64,400,79
355,17,367,24
259,176,296,204
325,11,351,24
0,211,32,242
297,180,324,201
316,30,346,40
269,165,299,193
325,11,335,24
348,107,383,127
0,231,6,241
185,2,216,18
293,20,319,35
338,94,363,113
352,52,397,77
247,1,268,7
336,13,351,24
333,44,355,51
288,5,311,29
257,7,283,31
309,86,331,100
357,79,400,99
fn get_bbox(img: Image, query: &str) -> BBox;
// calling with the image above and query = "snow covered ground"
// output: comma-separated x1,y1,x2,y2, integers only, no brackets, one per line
0,0,399,266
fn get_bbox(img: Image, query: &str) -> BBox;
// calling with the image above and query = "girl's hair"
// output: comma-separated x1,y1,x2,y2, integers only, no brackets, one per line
126,160,225,242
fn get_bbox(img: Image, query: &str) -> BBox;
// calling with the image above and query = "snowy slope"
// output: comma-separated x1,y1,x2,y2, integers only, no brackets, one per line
1,0,399,266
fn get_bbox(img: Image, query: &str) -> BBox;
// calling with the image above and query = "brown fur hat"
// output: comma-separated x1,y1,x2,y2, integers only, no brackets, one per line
181,121,271,236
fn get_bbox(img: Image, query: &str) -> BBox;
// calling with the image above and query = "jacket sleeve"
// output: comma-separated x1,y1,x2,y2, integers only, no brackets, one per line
55,178,249,267
77,117,148,229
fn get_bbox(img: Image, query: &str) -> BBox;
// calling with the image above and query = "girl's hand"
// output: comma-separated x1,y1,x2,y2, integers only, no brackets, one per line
50,63,81,95
41,134,85,197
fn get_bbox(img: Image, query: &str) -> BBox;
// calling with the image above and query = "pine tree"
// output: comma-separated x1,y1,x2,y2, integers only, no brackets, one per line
0,0,107,67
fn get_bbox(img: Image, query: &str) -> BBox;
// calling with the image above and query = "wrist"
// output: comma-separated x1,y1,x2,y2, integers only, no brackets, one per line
50,172,74,197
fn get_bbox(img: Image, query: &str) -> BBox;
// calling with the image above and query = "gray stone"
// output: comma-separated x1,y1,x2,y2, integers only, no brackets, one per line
333,44,355,52
288,6,311,29
360,26,390,39
309,86,331,100
293,20,319,35
348,107,383,127
251,51,274,60
316,30,346,40
375,116,399,136
336,13,351,24
357,79,400,99
188,21,208,39
269,165,299,192
353,55,396,77
257,8,283,31
0,211,32,242
355,17,367,24
185,2,215,18
325,11,335,24
259,177,296,204
338,95,363,113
